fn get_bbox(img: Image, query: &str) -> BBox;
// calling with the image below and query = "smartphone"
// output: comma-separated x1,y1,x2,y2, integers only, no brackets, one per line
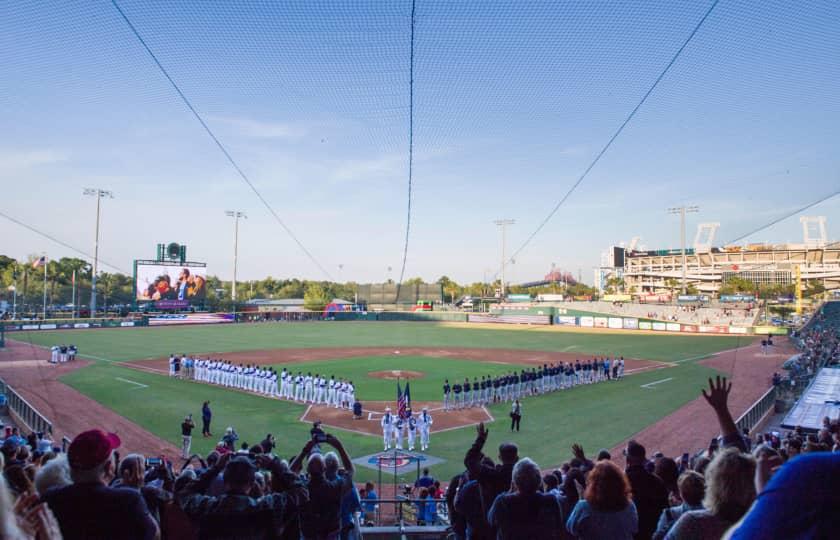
146,457,163,467
314,432,327,443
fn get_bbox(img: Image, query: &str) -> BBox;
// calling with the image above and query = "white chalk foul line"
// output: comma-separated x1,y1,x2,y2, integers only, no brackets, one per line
640,377,674,389
115,377,149,389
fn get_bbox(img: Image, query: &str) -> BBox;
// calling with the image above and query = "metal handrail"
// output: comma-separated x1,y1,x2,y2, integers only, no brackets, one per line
0,377,53,435
734,386,777,433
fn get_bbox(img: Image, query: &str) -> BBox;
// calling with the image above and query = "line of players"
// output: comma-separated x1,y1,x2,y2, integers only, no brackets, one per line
442,357,626,410
48,345,77,364
379,407,434,452
170,355,357,409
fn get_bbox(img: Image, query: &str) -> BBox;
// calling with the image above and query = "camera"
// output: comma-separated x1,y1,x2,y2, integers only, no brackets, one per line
310,421,327,443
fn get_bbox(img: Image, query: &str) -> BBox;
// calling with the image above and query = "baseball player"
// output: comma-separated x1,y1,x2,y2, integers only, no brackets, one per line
443,379,451,410
381,407,395,451
327,375,338,407
405,410,417,451
68,345,77,362
452,381,462,409
269,369,279,396
618,357,625,378
50,345,59,364
347,381,355,408
294,372,304,401
303,372,314,403
470,378,479,407
169,354,176,377
418,407,433,451
462,378,471,409
317,375,326,404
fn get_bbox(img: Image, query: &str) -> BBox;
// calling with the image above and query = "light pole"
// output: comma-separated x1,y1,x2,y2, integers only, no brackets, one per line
84,188,114,318
667,205,699,295
225,211,247,305
494,219,515,298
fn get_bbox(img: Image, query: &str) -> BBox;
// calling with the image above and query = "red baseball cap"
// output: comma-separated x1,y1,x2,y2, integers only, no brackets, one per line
68,430,121,470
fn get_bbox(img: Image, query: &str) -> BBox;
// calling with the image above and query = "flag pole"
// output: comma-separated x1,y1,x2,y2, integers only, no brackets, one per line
42,256,48,320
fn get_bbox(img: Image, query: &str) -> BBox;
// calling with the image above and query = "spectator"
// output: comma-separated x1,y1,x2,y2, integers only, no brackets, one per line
34,454,72,496
416,487,437,525
560,466,586,519
291,434,355,540
221,427,238,450
414,467,435,493
463,422,519,537
446,470,468,539
42,429,160,540
624,440,668,540
115,454,174,526
566,460,638,540
654,457,681,504
664,448,755,540
362,481,378,524
201,401,212,438
177,453,307,539
653,471,705,540
489,457,563,539
454,468,491,540
181,415,196,459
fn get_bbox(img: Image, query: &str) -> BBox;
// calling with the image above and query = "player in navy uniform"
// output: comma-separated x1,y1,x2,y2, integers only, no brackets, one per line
443,379,452,410
471,378,480,407
452,381,462,409
462,378,471,409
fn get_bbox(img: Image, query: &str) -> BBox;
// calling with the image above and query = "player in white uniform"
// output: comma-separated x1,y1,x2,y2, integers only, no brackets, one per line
347,381,356,408
418,407,433,451
50,346,59,364
269,370,279,397
327,376,336,406
280,369,289,398
169,355,176,377
381,408,395,451
315,375,325,404
294,372,304,401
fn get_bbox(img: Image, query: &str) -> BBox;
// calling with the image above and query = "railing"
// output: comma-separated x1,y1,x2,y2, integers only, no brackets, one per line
734,386,777,434
361,498,449,528
0,378,53,436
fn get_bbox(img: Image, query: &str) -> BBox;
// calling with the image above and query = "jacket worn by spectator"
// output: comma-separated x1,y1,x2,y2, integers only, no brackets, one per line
298,471,354,539
178,458,307,540
625,464,668,540
454,479,492,540
43,482,158,540
463,432,516,536
488,491,564,540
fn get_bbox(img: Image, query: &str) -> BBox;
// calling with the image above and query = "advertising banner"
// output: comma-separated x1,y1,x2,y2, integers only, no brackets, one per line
155,300,190,310
148,313,234,326
639,321,652,330
728,326,749,334
699,325,728,333
677,295,710,303
608,317,623,329
580,316,594,327
136,263,207,303
666,322,681,332
594,317,608,328
720,294,755,303
753,326,789,335
682,325,698,333
623,318,639,329
652,322,667,331
602,294,632,302
555,316,577,326
120,321,135,327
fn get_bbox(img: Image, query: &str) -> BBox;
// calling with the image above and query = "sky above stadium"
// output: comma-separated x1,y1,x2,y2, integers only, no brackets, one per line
2,0,839,284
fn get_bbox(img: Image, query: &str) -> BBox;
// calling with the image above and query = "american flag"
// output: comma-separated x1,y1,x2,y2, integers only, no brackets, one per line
32,255,47,268
397,381,411,419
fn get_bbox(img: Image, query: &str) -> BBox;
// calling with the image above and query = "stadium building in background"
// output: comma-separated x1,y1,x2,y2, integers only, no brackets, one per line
597,216,840,296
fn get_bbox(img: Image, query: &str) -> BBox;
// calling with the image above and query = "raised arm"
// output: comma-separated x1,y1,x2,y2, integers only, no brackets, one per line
464,422,489,477
290,439,317,473
701,376,746,451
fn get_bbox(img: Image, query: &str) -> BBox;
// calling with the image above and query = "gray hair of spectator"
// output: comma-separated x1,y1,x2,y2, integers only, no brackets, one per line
70,453,113,484
703,448,756,522
512,458,542,494
34,454,72,496
307,452,326,477
118,453,145,477
324,452,339,472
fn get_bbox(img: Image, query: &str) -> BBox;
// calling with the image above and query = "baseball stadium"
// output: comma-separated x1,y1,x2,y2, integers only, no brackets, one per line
2,2,839,539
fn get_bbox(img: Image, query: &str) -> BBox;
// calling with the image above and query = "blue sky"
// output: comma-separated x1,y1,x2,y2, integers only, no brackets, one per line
2,0,839,284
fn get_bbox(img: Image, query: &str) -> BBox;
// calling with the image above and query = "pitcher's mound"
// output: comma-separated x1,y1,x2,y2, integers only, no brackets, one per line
369,370,424,380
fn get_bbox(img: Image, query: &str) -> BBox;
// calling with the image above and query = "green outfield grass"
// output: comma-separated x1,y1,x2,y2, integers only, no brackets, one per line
19,321,744,362
14,322,746,481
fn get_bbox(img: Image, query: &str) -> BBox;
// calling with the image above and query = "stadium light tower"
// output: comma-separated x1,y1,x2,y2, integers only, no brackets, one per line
225,211,247,303
667,205,699,295
494,219,515,298
83,188,114,318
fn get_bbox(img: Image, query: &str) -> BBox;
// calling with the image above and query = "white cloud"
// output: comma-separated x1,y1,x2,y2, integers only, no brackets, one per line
0,149,69,172
329,154,403,183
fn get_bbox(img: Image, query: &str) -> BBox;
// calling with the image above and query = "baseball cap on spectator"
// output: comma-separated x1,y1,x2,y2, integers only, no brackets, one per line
597,449,611,461
626,440,646,459
67,430,121,470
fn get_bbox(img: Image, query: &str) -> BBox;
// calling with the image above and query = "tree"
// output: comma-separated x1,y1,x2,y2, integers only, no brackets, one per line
685,283,699,295
303,283,329,311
